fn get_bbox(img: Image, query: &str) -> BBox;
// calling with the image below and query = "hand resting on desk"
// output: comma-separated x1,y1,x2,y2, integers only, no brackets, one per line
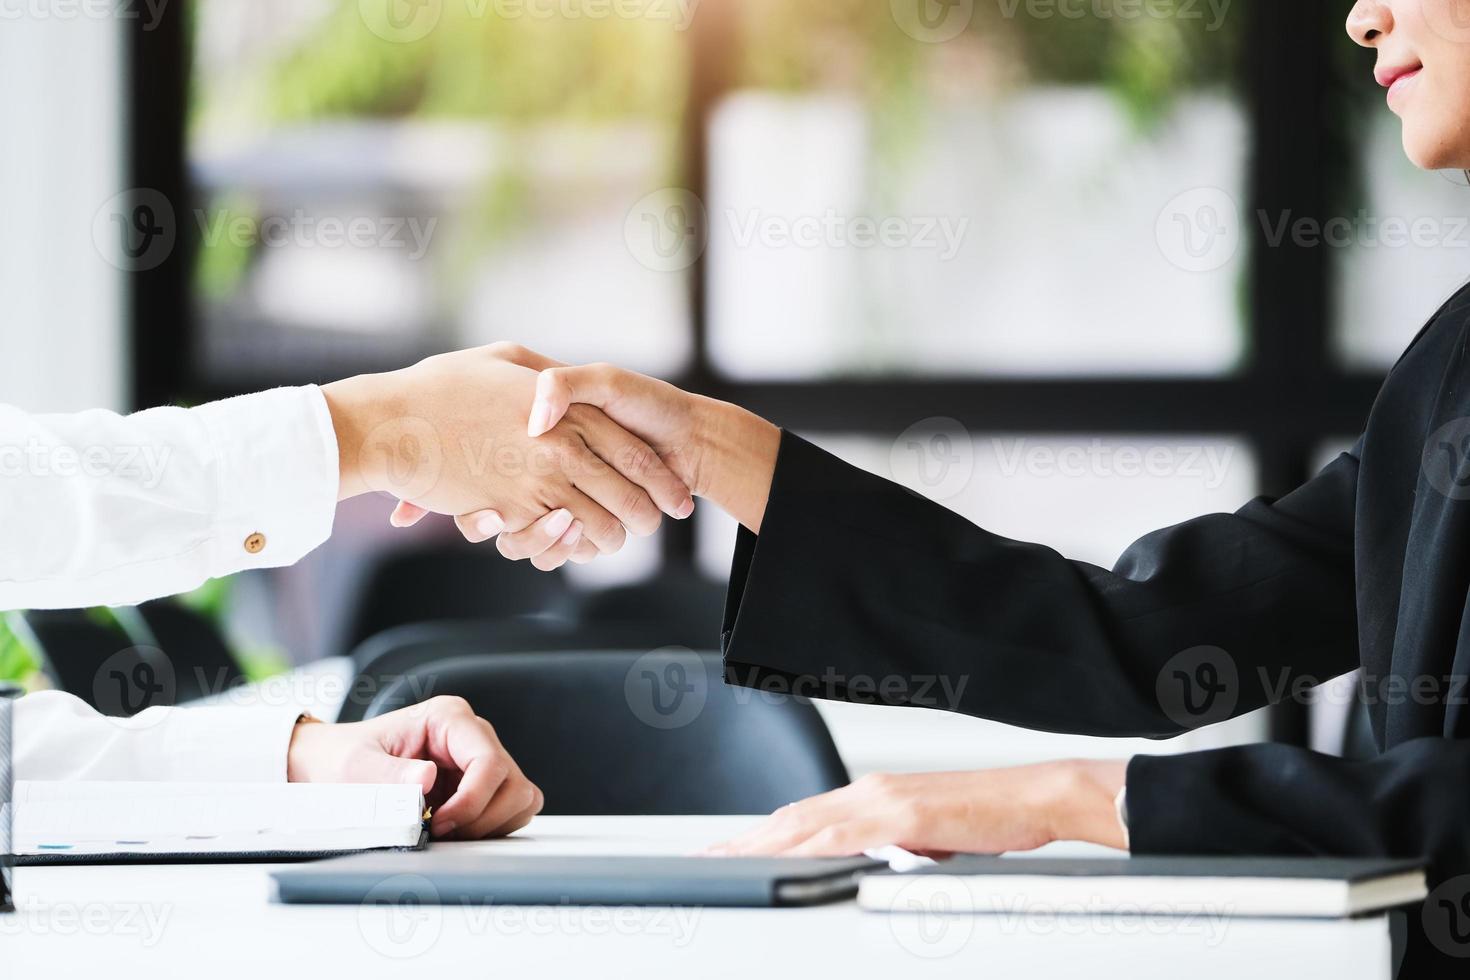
703,763,1128,858
286,695,543,840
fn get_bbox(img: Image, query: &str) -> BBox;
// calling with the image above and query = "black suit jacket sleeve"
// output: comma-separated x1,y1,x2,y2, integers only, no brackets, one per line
1127,738,1470,868
721,430,1361,738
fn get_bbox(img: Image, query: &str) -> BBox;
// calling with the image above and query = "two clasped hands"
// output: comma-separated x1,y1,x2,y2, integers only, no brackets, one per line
319,343,776,566
298,343,1127,858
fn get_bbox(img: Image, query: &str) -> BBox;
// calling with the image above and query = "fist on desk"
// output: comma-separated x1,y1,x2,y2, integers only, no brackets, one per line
286,696,542,840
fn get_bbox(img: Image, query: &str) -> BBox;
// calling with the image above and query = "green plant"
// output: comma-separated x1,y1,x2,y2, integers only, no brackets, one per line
0,613,42,686
191,0,687,127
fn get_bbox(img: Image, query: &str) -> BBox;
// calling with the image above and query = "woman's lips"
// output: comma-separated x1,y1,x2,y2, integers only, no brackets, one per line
1382,66,1423,110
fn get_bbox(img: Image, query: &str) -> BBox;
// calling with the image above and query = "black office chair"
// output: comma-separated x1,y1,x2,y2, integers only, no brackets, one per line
113,600,246,704
363,651,850,814
17,610,174,717
340,616,719,722
339,543,574,656
575,568,728,650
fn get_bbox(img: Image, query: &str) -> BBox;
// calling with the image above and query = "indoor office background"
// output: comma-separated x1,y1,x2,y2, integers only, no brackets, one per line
0,1,1454,777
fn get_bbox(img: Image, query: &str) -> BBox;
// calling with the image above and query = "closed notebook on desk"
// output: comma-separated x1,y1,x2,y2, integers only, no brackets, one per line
859,856,1428,919
4,781,428,865
274,853,883,907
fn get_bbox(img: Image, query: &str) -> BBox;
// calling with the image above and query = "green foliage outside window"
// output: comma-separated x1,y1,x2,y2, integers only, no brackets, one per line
0,580,289,689
196,0,1241,136
0,613,41,686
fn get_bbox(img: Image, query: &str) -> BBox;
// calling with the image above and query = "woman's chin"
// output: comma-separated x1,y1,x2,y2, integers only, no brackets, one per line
1401,123,1470,172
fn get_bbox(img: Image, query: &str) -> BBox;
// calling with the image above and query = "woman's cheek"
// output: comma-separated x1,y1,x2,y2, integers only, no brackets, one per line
1420,0,1470,47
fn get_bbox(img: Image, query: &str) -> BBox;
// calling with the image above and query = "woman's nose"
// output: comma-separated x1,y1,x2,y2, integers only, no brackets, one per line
1347,0,1392,47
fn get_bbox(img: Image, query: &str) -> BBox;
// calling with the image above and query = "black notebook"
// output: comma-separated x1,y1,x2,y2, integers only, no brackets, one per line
275,853,884,907
859,856,1428,919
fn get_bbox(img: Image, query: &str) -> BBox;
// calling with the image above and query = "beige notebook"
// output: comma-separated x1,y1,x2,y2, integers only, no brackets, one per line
5,780,427,863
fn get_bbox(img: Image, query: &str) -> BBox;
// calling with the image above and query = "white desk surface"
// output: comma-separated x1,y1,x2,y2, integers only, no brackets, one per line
7,816,1391,980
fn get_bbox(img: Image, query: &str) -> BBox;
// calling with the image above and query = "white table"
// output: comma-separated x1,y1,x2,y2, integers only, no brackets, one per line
4,816,1393,979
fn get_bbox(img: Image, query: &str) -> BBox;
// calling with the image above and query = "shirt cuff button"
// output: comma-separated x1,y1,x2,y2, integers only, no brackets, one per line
244,532,267,555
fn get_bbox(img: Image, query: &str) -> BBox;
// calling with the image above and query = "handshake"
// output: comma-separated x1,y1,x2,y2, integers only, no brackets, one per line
322,343,780,565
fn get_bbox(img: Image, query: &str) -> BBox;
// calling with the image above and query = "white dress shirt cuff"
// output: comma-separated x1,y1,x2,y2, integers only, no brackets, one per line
193,386,340,578
156,705,305,782
14,690,304,783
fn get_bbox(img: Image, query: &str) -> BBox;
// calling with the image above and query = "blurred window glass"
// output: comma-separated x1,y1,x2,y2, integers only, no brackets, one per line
189,0,694,384
708,0,1248,379
1332,110,1470,369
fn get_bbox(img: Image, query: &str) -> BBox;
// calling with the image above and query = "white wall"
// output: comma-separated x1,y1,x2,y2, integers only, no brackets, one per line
0,12,126,412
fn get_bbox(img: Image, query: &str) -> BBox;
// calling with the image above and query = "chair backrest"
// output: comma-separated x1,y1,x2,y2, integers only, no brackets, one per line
340,544,573,656
364,650,849,815
574,569,727,650
115,601,245,704
18,611,172,716
340,616,692,722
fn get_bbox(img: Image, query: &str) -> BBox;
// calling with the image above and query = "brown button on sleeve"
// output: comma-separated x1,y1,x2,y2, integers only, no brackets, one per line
243,532,267,555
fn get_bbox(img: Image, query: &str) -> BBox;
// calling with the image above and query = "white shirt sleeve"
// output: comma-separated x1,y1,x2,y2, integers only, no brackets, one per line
14,691,303,782
0,385,340,610
0,386,342,782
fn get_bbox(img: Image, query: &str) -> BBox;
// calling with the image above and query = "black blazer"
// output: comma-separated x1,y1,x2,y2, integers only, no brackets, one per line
720,286,1470,974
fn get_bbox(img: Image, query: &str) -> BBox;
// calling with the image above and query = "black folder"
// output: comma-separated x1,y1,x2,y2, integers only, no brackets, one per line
274,852,883,907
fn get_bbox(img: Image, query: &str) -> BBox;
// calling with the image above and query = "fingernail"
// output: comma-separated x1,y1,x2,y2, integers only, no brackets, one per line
561,521,583,547
475,511,505,537
527,400,552,437
544,509,573,538
676,497,695,520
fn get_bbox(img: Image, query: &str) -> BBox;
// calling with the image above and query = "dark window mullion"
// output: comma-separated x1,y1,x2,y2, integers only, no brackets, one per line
1244,0,1346,745
126,7,193,413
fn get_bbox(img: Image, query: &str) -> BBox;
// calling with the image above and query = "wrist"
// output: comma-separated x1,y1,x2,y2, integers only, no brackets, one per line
1041,759,1130,849
322,371,404,501
690,397,780,533
285,716,326,782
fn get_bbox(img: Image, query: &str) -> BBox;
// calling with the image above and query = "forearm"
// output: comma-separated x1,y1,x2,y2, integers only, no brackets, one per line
720,432,1359,738
0,389,339,610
